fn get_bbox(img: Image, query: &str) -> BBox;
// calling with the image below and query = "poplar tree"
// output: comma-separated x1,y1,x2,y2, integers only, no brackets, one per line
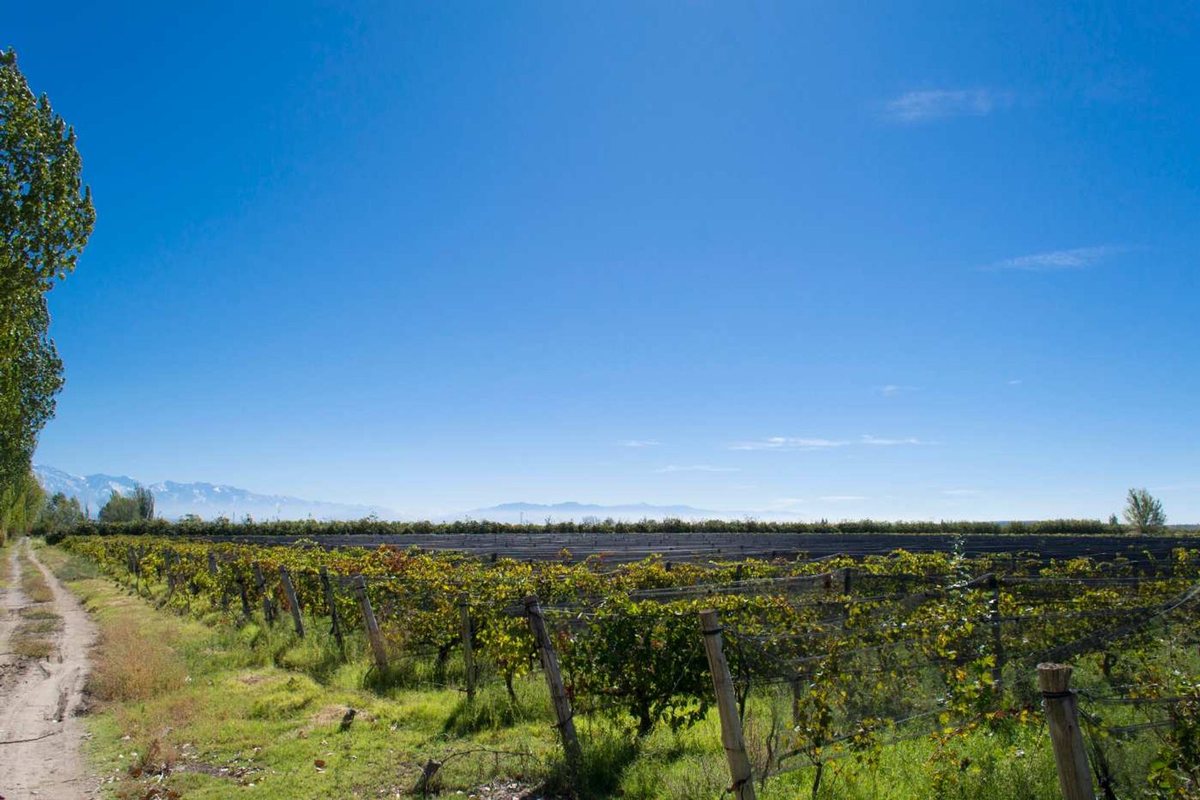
0,48,95,522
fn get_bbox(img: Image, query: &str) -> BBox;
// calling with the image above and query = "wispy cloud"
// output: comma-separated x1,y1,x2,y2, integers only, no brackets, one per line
618,439,660,448
988,245,1123,271
860,434,927,446
877,384,917,397
731,435,928,450
654,464,740,474
884,88,1012,123
820,495,867,502
771,497,806,508
1007,379,1023,386
730,437,848,451
942,488,981,497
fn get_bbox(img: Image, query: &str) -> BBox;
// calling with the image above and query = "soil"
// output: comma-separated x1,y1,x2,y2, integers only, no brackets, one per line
0,540,98,799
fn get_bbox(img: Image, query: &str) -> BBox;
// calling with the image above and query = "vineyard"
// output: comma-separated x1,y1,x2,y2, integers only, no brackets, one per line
60,534,1200,798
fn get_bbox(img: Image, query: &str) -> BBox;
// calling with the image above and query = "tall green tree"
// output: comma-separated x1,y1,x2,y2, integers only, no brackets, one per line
32,490,84,536
98,486,155,524
0,49,94,506
1123,488,1166,534
0,470,44,543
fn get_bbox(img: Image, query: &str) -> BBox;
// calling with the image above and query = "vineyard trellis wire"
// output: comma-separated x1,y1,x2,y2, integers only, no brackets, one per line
58,534,1200,797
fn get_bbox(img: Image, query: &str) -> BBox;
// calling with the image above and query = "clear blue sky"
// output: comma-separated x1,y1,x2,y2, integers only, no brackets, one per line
7,2,1199,520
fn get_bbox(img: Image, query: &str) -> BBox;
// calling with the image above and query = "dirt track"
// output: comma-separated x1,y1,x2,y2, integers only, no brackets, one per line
0,540,97,799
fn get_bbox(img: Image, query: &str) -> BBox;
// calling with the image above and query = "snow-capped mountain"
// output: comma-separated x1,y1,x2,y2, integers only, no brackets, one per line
449,501,802,523
33,465,391,521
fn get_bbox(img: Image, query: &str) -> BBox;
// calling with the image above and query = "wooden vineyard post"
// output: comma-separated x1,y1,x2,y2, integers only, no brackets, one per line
353,575,388,671
237,577,252,620
524,595,582,782
279,566,305,637
699,609,756,800
1037,663,1095,800
459,594,476,701
988,574,1005,689
319,567,344,651
210,552,229,612
253,563,275,625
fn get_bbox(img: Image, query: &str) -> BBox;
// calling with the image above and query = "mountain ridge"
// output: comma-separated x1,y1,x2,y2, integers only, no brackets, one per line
34,465,391,521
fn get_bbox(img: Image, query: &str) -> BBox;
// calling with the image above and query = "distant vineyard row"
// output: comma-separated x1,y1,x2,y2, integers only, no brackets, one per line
57,516,1134,539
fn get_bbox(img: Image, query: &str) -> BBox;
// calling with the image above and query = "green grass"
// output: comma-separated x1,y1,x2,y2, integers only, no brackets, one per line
38,543,1189,799
11,545,60,660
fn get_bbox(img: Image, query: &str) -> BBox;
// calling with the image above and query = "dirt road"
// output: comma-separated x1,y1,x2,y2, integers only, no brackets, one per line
0,540,97,799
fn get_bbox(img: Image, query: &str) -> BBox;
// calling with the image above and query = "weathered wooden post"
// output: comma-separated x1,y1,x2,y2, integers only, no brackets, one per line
237,577,252,620
207,551,218,577
279,566,305,637
988,574,1005,689
253,563,275,624
1038,663,1095,800
459,594,476,701
165,551,177,598
353,575,388,671
319,567,344,651
699,609,756,800
524,595,582,782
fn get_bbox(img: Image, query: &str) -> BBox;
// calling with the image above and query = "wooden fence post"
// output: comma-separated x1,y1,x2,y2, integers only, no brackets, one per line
207,551,218,576
524,595,582,781
319,567,344,651
459,594,476,701
1038,663,1095,800
989,574,1005,689
253,563,275,625
353,575,388,671
279,566,305,638
699,609,757,800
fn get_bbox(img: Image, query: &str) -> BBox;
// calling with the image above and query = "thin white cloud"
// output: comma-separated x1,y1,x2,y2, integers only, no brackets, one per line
730,437,848,451
860,434,926,446
877,384,916,397
1007,379,1023,385
654,465,740,474
884,88,1012,123
989,245,1122,271
820,495,867,502
942,489,981,497
618,439,660,448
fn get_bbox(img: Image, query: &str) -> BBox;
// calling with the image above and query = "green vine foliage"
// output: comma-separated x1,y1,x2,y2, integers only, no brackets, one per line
60,534,1200,794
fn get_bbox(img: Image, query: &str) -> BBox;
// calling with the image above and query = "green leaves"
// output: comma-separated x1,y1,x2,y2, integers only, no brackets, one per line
0,47,94,499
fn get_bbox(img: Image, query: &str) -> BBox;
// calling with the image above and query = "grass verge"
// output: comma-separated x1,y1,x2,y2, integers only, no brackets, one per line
12,547,60,659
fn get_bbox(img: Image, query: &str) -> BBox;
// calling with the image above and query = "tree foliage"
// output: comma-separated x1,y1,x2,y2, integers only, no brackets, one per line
0,469,43,543
98,487,155,523
32,490,84,536
0,48,94,499
1124,488,1166,534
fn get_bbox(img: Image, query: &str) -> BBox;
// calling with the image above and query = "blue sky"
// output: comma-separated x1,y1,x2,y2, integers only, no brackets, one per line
6,2,1199,520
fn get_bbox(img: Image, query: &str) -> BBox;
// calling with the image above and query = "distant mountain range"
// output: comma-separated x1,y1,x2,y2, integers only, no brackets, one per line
33,465,802,523
33,465,391,522
451,501,729,523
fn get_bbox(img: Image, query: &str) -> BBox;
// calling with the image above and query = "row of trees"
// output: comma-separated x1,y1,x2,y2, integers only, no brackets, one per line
0,49,94,543
31,486,155,536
